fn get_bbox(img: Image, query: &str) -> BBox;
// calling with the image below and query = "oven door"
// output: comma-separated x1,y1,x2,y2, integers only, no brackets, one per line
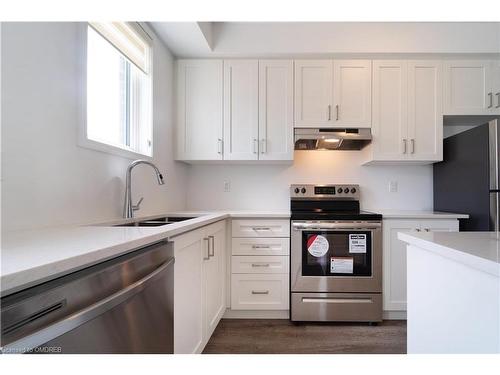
291,221,382,293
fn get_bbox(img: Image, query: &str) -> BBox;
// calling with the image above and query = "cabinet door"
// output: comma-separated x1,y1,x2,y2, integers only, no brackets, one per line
224,60,259,160
333,60,372,128
407,60,443,162
443,60,492,115
176,60,223,161
258,60,294,160
383,220,420,311
492,60,500,115
294,60,333,127
173,229,205,354
203,221,226,341
372,61,408,161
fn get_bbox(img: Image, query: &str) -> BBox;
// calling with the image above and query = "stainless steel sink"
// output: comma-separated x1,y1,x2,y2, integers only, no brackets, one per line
113,216,196,227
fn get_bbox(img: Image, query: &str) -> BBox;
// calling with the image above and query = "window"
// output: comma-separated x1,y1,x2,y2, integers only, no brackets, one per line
85,22,153,157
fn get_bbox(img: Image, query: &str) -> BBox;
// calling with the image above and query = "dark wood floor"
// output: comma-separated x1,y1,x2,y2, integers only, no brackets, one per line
203,319,406,354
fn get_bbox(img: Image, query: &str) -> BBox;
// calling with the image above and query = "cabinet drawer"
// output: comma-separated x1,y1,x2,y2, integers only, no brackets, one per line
231,237,290,256
231,274,289,310
232,219,290,237
232,256,289,274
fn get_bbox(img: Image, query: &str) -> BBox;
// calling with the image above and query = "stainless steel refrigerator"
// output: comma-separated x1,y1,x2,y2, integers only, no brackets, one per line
434,119,499,231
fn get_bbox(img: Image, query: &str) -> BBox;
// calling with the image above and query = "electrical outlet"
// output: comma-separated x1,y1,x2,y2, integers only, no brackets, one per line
389,181,398,193
223,180,231,193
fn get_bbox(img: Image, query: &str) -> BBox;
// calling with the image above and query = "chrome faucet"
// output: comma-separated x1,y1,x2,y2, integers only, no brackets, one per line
123,160,165,219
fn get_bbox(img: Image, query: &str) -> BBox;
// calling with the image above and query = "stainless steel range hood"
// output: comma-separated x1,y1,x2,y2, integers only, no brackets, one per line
294,128,372,150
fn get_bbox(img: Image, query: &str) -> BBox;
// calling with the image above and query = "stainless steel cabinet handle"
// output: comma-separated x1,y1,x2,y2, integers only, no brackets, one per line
251,244,271,249
1,258,174,354
260,139,267,154
488,92,493,108
251,263,270,267
217,138,223,154
402,139,407,154
328,105,331,121
208,235,215,257
496,93,500,108
253,138,258,154
336,105,339,121
252,227,271,231
411,139,415,154
251,290,269,295
203,237,210,260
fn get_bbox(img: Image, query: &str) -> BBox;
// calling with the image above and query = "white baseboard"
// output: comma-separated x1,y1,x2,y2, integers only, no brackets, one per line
383,310,407,320
223,309,290,319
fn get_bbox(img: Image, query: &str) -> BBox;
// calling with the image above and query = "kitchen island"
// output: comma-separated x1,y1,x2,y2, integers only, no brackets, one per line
398,231,500,353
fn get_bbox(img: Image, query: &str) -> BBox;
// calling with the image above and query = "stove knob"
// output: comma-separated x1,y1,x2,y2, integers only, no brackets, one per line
301,187,307,194
294,188,300,194
344,188,350,193
337,188,343,194
351,187,357,194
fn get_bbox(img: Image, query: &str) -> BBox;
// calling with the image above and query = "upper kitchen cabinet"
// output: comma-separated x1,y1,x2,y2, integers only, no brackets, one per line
294,60,371,128
258,60,294,161
407,61,443,161
367,60,442,164
493,60,500,114
176,60,223,161
333,60,372,127
294,60,334,127
443,60,497,115
224,60,259,160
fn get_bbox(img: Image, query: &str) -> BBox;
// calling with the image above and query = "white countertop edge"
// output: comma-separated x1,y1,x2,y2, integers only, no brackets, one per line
397,232,500,277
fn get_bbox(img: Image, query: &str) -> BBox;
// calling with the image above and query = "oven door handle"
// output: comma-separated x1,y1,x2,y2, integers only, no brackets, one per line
292,222,381,230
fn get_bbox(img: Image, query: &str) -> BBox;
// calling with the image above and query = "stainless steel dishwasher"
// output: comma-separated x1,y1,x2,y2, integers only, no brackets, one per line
1,241,174,354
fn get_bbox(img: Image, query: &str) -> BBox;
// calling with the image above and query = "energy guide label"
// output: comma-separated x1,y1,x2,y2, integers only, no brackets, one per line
349,234,367,253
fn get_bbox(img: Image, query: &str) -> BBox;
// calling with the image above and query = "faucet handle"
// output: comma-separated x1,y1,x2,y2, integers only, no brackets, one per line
132,197,144,211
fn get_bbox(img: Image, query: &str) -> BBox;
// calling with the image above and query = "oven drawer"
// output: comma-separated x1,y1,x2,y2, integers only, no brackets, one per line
232,238,290,256
291,292,382,322
231,274,289,310
232,256,289,274
232,220,290,238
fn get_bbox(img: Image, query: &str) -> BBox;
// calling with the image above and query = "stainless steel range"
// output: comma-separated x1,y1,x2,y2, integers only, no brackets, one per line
290,184,382,323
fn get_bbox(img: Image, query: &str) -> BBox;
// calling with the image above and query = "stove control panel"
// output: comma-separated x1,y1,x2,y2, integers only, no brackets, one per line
290,184,360,200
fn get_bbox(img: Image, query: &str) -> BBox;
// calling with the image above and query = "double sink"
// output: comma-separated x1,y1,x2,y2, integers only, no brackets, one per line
114,216,196,227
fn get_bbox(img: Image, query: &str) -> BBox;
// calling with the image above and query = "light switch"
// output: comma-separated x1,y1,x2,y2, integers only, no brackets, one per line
389,181,398,193
224,180,231,192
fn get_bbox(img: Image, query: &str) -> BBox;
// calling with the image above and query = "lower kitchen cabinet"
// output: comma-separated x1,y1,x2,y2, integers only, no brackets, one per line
171,220,226,354
230,219,290,315
382,218,459,316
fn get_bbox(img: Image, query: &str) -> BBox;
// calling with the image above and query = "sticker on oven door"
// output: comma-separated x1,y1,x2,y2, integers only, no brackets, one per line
330,257,354,273
307,235,329,257
349,234,367,253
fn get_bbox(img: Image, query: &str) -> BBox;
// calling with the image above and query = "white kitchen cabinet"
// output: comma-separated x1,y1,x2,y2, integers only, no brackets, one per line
231,219,290,238
223,60,259,160
172,220,226,354
176,60,223,161
383,218,459,314
231,274,289,310
443,60,493,115
333,60,372,127
368,60,442,164
371,60,408,160
493,60,500,115
258,60,294,160
407,60,443,161
294,60,334,127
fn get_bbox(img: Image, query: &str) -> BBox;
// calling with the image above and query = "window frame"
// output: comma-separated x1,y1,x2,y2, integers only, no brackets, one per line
77,22,154,160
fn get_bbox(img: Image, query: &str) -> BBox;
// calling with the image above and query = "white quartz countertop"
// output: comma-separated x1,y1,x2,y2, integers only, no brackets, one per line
0,211,290,295
398,231,500,276
373,210,469,219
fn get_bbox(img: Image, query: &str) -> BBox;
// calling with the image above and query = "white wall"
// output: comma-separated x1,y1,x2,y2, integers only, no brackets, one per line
1,22,188,231
185,149,433,212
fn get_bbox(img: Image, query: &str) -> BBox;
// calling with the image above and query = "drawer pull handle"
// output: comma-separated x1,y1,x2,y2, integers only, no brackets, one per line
302,298,372,304
252,227,272,231
251,245,271,249
251,263,270,267
251,290,270,295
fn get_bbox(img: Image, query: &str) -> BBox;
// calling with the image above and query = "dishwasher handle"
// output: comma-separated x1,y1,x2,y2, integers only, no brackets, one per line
1,257,174,354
